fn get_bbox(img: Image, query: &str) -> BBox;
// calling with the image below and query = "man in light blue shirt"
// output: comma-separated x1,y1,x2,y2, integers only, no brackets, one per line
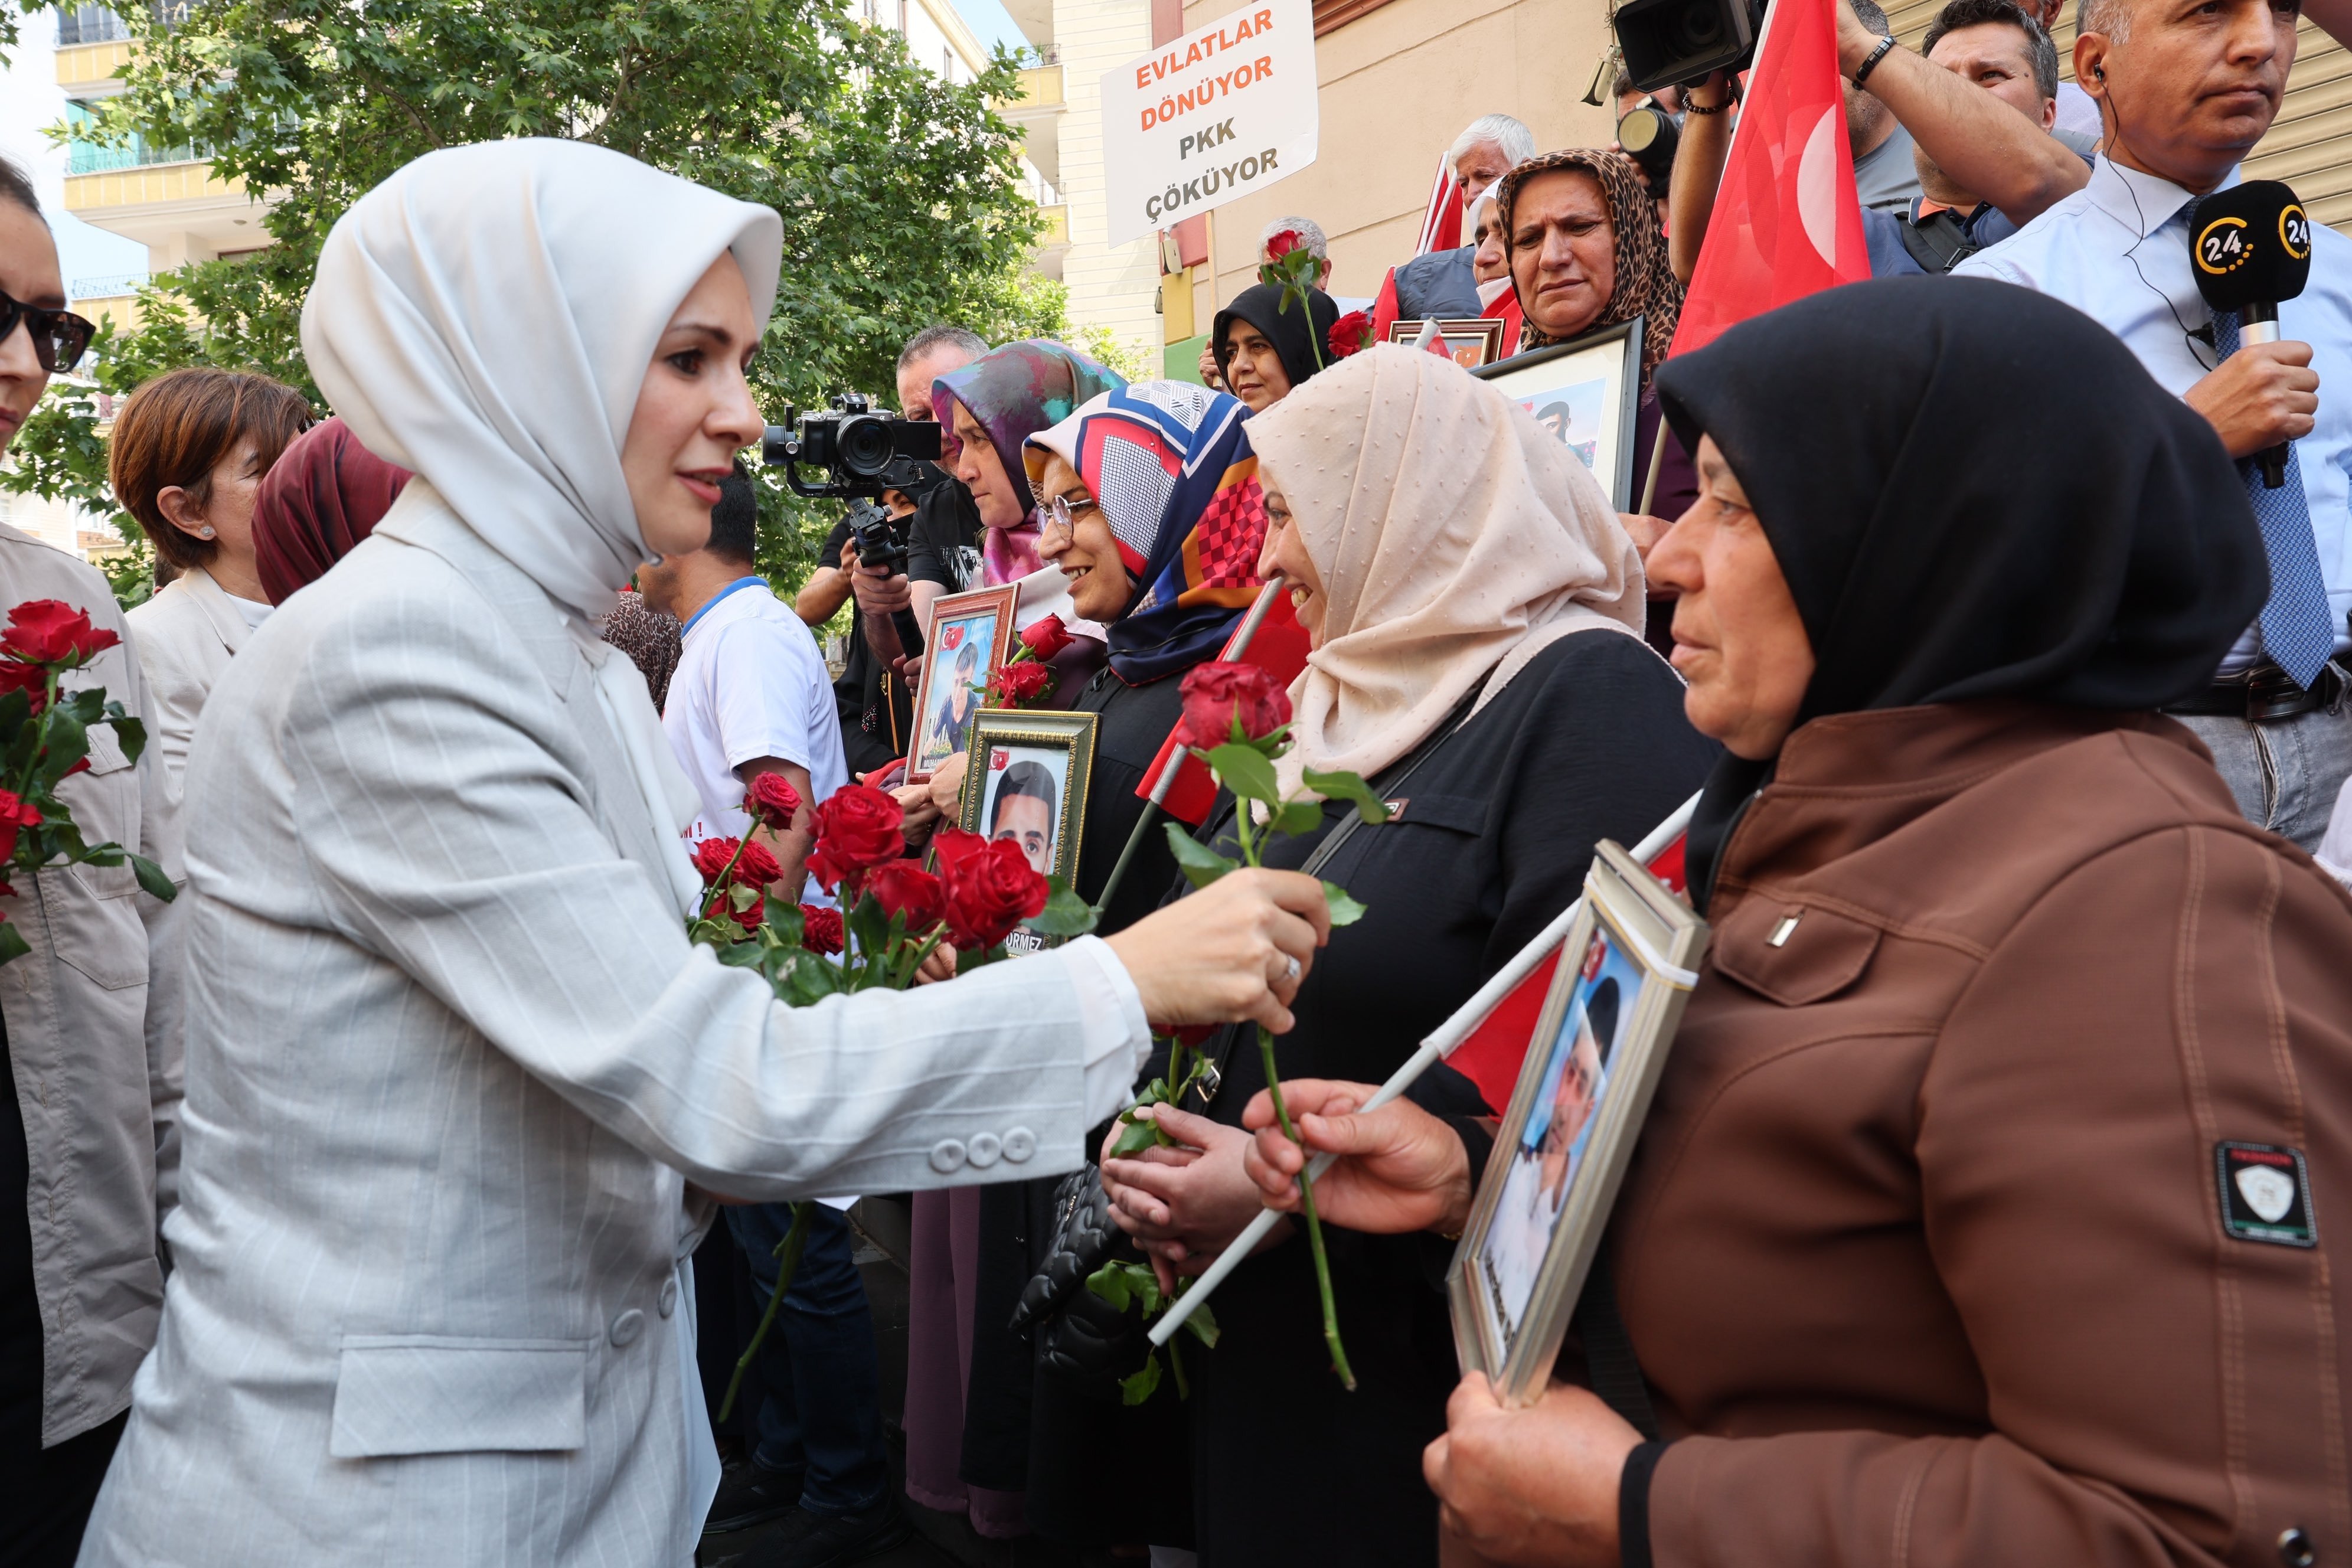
1958,0,2352,850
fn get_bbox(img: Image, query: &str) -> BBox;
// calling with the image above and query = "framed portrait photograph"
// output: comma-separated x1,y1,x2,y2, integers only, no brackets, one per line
1473,316,1645,510
1384,317,1510,370
907,583,1019,784
956,710,1098,955
1448,837,1709,1407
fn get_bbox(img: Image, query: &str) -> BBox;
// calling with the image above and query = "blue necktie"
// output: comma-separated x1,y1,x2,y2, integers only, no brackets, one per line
2213,309,2338,688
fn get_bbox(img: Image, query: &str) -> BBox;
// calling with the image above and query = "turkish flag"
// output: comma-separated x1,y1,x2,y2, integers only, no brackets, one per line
1671,0,1871,357
1416,152,1464,256
1138,593,1314,827
1445,832,1690,1115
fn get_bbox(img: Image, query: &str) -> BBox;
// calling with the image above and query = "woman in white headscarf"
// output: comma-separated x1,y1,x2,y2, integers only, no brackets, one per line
1094,347,1717,1567
73,139,1328,1568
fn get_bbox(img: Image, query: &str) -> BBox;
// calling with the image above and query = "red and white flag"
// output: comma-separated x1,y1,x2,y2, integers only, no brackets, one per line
1415,152,1464,256
1671,0,1871,356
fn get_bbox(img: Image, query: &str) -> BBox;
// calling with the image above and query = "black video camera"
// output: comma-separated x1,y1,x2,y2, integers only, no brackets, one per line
762,393,943,502
1615,0,1765,94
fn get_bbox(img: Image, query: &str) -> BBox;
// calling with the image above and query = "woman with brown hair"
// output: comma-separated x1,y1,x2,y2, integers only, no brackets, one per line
114,366,311,846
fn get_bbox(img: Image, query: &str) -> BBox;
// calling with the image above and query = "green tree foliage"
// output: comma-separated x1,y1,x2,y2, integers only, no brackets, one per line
5,0,1066,591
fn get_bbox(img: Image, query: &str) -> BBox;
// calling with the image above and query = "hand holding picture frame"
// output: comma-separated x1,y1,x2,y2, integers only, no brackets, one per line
907,583,1020,785
957,708,1097,955
1473,316,1645,511
1448,838,1708,1407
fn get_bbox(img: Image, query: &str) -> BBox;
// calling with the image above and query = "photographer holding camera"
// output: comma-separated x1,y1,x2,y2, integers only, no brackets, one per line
805,326,986,775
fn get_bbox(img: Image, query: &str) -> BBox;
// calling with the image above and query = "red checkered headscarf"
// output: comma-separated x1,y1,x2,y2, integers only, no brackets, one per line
1025,381,1270,685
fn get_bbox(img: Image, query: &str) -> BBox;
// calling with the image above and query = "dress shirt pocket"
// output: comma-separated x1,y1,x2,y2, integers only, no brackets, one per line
61,724,142,912
1379,792,1487,835
329,1334,591,1458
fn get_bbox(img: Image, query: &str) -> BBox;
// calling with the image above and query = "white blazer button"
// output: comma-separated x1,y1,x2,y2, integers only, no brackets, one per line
1002,1127,1037,1164
658,1277,680,1319
968,1132,1002,1168
930,1138,968,1174
610,1308,646,1347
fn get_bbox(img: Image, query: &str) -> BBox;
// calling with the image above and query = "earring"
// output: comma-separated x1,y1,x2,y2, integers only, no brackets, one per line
198,526,215,538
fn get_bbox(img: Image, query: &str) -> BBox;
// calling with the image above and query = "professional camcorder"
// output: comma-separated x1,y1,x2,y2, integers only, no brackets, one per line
762,393,943,502
763,394,945,655
1615,0,1765,94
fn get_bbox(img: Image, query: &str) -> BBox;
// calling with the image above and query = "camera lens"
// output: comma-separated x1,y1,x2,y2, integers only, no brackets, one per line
838,415,898,476
1672,5,1726,50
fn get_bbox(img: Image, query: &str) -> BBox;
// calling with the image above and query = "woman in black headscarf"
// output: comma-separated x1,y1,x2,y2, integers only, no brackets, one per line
1232,277,2352,1568
1211,283,1340,413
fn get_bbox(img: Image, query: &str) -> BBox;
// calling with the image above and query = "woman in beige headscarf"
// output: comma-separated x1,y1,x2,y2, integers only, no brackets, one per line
1095,346,1717,1566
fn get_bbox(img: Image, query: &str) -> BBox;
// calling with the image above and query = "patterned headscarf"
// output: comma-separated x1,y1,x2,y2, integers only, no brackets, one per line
933,340,1127,585
1025,381,1270,685
1495,148,1681,384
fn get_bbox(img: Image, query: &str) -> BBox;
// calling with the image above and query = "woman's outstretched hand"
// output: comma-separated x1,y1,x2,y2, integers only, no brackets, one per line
1240,1079,1476,1237
1103,868,1329,1031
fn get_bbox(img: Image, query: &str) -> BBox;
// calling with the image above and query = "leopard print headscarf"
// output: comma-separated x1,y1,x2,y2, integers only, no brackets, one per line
1495,148,1681,384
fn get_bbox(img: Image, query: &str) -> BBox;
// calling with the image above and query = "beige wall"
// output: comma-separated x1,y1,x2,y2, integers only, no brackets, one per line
1180,0,1619,321
1058,0,1168,364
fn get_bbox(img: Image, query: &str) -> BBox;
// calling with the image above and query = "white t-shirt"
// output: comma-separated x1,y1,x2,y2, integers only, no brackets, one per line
662,576,848,901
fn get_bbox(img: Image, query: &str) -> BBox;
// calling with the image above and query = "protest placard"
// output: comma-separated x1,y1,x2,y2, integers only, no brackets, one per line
1099,0,1318,247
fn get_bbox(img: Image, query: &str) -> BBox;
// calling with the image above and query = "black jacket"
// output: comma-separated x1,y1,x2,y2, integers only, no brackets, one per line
1183,630,1716,1567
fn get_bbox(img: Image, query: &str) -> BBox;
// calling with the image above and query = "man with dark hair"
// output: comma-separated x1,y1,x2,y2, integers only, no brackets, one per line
1958,0,2352,851
986,758,1058,874
1671,0,2092,282
635,472,906,1566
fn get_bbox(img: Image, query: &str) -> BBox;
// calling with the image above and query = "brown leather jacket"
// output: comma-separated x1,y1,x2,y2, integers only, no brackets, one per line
1619,701,2349,1567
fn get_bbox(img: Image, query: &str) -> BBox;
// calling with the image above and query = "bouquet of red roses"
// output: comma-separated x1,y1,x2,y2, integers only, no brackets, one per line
688,773,1089,1417
1091,660,1385,1399
0,599,172,962
985,613,1074,710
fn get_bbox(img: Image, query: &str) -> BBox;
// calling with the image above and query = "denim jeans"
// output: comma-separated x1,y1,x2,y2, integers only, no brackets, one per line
726,1203,888,1517
2174,696,2352,853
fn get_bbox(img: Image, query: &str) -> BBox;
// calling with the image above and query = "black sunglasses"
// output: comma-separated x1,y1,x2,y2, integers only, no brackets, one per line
1,290,96,374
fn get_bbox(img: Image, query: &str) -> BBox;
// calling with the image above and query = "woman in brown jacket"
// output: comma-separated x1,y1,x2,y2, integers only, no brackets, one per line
1236,277,2350,1568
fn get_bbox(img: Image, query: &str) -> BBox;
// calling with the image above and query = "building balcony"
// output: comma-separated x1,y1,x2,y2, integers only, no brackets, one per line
64,159,273,272
66,139,207,176
992,64,1063,190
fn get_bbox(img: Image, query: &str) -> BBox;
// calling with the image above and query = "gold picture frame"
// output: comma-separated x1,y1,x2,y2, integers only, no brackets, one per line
957,708,1099,954
907,583,1020,784
1384,316,1510,369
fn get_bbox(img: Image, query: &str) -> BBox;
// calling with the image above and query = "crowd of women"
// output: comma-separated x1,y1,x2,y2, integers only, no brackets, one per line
0,122,2346,1568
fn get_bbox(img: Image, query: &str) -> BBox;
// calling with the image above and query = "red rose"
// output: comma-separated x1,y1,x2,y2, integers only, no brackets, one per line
867,862,946,932
932,826,987,871
808,785,906,894
1328,310,1375,360
1265,228,1302,261
0,789,41,864
0,661,46,716
691,835,782,889
1020,615,1074,659
940,837,1049,951
798,904,845,956
986,661,1053,707
744,772,803,832
2,600,119,667
1177,661,1292,749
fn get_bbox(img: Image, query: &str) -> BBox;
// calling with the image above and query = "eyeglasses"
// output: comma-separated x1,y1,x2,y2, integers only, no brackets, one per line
1,290,96,374
1040,492,1099,545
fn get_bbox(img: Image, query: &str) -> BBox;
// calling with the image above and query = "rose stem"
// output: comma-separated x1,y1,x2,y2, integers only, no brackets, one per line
1256,1024,1355,1391
717,1200,814,1422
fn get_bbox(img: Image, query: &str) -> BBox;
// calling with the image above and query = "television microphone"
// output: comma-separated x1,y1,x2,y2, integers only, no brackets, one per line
2189,178,2315,488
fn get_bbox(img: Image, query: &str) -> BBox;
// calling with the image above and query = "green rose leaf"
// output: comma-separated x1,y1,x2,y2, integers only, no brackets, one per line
1180,1297,1220,1348
1165,827,1239,890
1085,1260,1133,1312
128,853,175,903
846,890,889,959
1204,742,1280,806
1321,880,1368,927
1110,1110,1165,1157
107,713,146,768
1272,798,1322,837
0,923,28,966
1302,767,1391,825
1027,877,1099,936
714,938,767,969
1120,1353,1162,1406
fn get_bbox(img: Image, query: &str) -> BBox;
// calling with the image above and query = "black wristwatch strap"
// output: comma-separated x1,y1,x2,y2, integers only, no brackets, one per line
1851,34,1896,86
1619,1440,1670,1568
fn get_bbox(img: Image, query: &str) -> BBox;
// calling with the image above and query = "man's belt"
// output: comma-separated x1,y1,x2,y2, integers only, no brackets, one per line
2162,659,2347,721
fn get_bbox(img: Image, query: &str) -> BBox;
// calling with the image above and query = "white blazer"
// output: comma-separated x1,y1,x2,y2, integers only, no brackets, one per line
79,496,1143,1567
124,565,253,881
